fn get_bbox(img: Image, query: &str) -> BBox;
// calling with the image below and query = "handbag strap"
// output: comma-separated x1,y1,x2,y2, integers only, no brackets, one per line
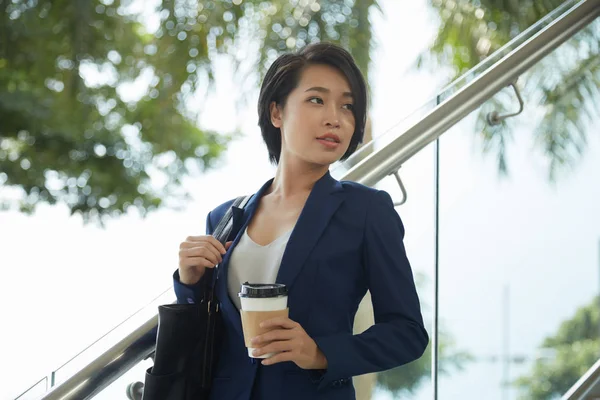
211,195,250,244
202,195,252,303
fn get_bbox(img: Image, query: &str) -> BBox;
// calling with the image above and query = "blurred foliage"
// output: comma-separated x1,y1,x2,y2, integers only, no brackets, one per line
420,0,600,180
0,0,377,223
515,296,600,399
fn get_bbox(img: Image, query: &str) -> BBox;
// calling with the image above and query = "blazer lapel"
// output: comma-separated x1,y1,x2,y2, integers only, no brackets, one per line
276,172,344,291
215,172,344,340
215,178,274,339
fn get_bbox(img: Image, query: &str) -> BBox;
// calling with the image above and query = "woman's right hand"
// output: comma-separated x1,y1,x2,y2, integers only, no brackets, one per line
178,236,233,285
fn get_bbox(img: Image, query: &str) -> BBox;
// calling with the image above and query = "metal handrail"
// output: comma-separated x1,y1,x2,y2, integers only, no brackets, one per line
37,317,159,399
562,358,600,399
35,0,600,398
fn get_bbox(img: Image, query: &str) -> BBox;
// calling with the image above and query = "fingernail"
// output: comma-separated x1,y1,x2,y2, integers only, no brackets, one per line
261,360,268,365
259,323,264,328
252,349,260,356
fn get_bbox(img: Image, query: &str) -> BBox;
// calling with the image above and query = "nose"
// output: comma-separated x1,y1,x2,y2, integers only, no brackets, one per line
324,105,341,129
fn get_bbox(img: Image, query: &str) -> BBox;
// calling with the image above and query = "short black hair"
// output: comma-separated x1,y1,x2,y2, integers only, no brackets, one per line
257,42,368,165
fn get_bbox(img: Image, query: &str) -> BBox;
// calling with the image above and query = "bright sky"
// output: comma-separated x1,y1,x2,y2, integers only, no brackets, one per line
1,1,600,400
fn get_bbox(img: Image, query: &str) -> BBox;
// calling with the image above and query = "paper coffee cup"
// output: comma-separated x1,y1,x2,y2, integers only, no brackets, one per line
239,282,288,359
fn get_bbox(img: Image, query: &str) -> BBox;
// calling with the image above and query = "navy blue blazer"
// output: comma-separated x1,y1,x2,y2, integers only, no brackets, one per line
173,171,428,400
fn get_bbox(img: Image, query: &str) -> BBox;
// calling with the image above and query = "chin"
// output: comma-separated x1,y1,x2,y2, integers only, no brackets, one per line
298,148,347,167
309,155,342,167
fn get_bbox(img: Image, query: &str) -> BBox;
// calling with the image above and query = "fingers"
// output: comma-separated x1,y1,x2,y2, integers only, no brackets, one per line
206,236,227,254
260,317,299,330
225,241,233,250
252,329,296,346
201,244,223,264
178,235,232,285
261,351,294,366
179,235,230,267
179,256,218,269
179,246,221,266
250,319,317,368
253,339,298,356
182,236,227,255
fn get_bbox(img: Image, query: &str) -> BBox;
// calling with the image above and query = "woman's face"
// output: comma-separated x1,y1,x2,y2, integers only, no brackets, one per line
270,64,356,168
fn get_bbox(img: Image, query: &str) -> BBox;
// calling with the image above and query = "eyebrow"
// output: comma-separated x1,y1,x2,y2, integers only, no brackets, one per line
305,86,353,98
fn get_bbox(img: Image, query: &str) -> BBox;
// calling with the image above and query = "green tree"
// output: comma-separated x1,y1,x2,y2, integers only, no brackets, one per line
515,296,600,399
419,0,600,180
0,0,376,223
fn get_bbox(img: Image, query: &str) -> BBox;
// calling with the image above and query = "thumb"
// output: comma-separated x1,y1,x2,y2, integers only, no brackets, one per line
225,241,233,250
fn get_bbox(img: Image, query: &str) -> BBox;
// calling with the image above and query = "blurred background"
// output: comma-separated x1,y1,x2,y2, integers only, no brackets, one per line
1,0,599,399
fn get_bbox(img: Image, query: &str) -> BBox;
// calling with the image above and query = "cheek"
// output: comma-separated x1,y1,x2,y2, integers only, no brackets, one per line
344,112,356,128
288,115,313,138
343,119,356,140
282,120,307,149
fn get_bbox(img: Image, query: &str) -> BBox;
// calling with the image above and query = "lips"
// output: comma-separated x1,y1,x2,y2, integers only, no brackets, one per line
316,133,340,143
316,133,341,150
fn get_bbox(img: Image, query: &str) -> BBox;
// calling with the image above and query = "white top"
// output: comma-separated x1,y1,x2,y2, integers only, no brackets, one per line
227,227,293,310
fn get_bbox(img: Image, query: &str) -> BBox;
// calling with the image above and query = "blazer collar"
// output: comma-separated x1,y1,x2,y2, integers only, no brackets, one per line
236,170,343,238
276,172,344,289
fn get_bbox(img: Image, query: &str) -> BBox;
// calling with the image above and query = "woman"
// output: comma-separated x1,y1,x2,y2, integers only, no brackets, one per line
175,42,428,400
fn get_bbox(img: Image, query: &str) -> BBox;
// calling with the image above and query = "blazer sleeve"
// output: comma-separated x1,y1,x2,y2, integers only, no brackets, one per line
172,211,214,304
313,190,429,390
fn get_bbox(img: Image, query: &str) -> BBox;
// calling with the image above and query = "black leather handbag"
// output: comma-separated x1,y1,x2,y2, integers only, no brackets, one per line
142,195,250,400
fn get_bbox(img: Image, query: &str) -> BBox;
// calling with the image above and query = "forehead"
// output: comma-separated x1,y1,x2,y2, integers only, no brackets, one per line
296,64,352,92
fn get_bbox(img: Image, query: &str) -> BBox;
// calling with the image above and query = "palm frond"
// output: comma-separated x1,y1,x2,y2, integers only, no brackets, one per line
533,40,600,181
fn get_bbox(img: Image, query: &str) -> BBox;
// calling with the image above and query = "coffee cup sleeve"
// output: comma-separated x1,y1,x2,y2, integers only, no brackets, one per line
240,308,290,347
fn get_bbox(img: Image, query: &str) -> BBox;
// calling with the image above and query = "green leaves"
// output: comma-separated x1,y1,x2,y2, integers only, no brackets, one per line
0,0,231,223
515,297,600,399
0,0,378,224
533,38,600,180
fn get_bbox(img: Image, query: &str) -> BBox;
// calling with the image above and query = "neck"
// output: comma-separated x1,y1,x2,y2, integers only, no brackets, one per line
268,156,329,200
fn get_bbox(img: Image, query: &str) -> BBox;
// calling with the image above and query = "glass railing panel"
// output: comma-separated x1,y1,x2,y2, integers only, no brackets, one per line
0,213,189,398
51,288,172,388
363,138,436,400
14,378,47,400
13,288,172,399
438,17,600,400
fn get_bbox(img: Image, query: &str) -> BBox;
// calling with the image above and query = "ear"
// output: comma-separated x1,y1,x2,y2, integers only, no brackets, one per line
269,101,282,128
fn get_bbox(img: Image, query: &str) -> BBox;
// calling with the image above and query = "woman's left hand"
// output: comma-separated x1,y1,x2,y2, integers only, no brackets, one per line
251,316,328,370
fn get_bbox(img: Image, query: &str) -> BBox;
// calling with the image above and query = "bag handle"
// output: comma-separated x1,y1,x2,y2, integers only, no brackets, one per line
211,195,250,245
202,195,251,303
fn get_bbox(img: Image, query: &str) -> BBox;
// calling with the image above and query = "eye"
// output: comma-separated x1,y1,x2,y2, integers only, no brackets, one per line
343,104,354,111
308,97,323,104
